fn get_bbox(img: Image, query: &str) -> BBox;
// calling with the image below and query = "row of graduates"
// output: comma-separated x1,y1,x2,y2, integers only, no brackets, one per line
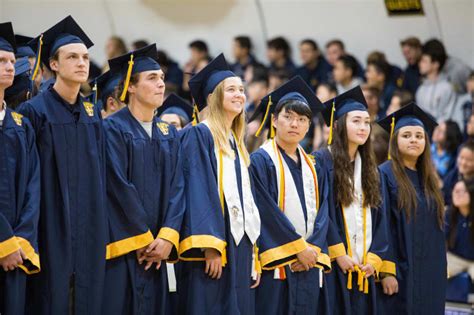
0,16,447,315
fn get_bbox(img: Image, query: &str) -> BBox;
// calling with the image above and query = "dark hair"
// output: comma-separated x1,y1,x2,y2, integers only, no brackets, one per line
117,73,140,104
422,39,447,71
5,87,36,110
300,39,318,51
331,114,381,208
391,89,413,107
318,82,337,95
267,37,291,58
275,100,312,121
234,36,252,51
442,120,462,155
469,70,474,80
250,63,269,85
338,55,358,78
268,68,291,82
389,129,444,226
367,59,391,81
109,36,127,55
361,84,381,100
189,40,209,54
325,39,345,51
157,50,171,67
132,40,149,50
448,178,474,248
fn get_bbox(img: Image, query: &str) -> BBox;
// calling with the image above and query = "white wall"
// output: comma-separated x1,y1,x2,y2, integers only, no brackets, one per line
2,0,473,69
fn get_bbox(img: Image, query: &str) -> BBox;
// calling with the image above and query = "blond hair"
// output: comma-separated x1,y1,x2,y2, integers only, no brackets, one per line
206,78,250,165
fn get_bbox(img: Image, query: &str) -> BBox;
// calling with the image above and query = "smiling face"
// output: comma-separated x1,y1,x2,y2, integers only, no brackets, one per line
345,110,371,146
221,76,246,117
0,50,15,90
396,125,426,159
128,69,166,110
50,43,90,84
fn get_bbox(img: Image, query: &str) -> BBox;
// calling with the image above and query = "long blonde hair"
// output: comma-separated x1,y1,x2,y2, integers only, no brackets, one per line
206,78,250,165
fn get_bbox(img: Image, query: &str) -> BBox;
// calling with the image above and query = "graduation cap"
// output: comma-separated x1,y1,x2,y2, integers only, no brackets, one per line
89,70,121,107
29,15,94,82
188,53,236,124
5,57,31,99
249,76,323,138
321,86,368,145
15,35,35,58
0,22,16,53
157,93,193,125
377,102,437,159
108,43,161,102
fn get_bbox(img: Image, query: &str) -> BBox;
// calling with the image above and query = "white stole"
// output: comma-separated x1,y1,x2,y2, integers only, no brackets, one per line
343,151,372,264
261,139,319,239
203,121,261,247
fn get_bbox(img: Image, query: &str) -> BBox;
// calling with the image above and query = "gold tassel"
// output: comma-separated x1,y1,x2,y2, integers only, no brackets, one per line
347,270,353,289
364,277,369,294
255,96,272,137
119,54,134,102
92,82,98,105
270,113,275,138
31,34,43,81
192,104,199,126
327,100,336,145
388,116,395,160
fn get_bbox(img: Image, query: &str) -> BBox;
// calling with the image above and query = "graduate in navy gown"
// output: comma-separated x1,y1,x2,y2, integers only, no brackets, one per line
17,16,107,315
249,76,331,315
446,179,474,281
89,70,124,118
314,86,388,314
101,43,185,315
376,103,446,314
0,22,40,315
158,93,193,131
178,53,263,315
5,57,32,110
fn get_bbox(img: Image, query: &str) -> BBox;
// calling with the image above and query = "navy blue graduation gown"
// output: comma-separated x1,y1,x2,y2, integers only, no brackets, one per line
445,210,474,261
377,161,447,315
18,87,107,315
250,147,331,315
178,123,259,315
102,107,184,314
0,109,40,315
313,148,389,315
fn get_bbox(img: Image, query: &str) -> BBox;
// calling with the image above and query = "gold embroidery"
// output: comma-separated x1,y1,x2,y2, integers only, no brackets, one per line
11,112,23,126
156,122,169,135
83,102,94,117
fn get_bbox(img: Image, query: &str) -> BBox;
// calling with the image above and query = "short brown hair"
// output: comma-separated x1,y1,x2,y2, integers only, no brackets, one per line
117,73,140,104
400,37,421,49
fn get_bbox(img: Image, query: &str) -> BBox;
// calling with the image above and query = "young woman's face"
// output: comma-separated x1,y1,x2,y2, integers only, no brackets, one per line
273,108,310,145
345,111,371,145
221,76,246,117
431,122,446,145
457,148,474,176
452,181,470,209
397,126,426,159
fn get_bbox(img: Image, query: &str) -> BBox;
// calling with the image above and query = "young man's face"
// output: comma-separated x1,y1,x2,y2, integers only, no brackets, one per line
418,54,437,76
326,44,343,66
129,69,166,110
299,43,318,65
333,60,351,83
401,45,421,66
50,43,89,84
273,108,310,145
232,41,247,60
0,50,15,90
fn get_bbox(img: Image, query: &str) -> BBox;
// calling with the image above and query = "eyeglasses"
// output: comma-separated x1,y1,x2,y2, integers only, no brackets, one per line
280,114,310,125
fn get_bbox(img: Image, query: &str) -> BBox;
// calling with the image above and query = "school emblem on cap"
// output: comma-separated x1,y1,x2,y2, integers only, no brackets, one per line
83,102,94,117
11,112,23,126
157,122,169,135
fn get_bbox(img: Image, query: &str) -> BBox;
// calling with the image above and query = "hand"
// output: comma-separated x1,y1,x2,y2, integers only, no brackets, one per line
360,263,375,278
296,247,318,271
143,238,173,271
136,246,147,264
381,276,398,295
335,255,356,274
204,248,222,279
0,249,24,271
290,261,307,272
250,273,261,289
